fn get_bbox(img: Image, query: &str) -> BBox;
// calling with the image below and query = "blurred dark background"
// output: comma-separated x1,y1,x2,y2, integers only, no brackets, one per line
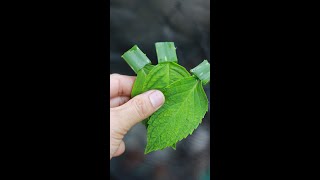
110,0,210,179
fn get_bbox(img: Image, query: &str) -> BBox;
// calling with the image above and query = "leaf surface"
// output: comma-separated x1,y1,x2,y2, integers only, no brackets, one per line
141,63,190,149
142,62,190,92
145,76,208,154
131,64,154,97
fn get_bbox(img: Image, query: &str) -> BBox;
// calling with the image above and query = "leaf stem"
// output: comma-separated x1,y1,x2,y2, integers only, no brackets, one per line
155,42,178,63
121,45,151,74
190,60,210,85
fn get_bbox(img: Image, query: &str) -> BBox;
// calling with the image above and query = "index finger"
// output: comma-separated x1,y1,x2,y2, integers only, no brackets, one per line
110,74,136,98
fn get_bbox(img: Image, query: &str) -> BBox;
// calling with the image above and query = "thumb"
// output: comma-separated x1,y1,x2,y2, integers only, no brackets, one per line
111,90,165,130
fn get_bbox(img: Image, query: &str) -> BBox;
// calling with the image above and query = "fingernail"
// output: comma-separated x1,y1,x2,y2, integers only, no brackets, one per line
149,90,165,108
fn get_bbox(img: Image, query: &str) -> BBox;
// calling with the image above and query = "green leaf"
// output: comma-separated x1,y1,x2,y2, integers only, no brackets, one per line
145,76,208,154
142,62,190,92
140,62,190,133
131,64,154,97
142,42,189,93
140,42,190,130
130,64,154,127
121,42,210,154
171,143,176,150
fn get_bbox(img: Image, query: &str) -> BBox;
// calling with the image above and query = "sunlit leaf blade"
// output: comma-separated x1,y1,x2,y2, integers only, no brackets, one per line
142,62,190,92
145,76,208,154
121,42,210,153
142,44,189,146
141,62,190,133
131,64,154,97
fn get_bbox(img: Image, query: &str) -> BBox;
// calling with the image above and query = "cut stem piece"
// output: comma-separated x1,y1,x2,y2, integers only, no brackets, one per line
155,42,178,63
121,45,151,74
190,60,210,85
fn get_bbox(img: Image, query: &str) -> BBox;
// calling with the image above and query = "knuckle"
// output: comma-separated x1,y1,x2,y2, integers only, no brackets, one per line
132,97,149,118
110,74,125,96
110,73,121,78
110,128,125,142
110,74,120,87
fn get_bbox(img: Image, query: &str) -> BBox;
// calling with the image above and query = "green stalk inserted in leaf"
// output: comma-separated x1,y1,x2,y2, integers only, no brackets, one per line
121,45,152,74
121,45,155,97
120,42,210,154
142,42,190,92
155,42,178,63
190,60,210,85
121,45,155,126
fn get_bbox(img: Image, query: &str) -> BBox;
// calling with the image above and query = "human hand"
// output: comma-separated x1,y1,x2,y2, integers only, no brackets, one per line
110,74,165,160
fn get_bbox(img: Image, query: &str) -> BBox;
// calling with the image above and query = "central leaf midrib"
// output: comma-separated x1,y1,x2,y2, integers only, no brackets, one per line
143,65,163,90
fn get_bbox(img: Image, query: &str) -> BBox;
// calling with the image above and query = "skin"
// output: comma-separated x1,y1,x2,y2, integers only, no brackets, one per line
110,74,165,160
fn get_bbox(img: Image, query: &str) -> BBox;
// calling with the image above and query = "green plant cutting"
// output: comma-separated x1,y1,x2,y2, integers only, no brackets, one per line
122,42,210,154
121,45,154,98
122,42,189,150
122,45,155,128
